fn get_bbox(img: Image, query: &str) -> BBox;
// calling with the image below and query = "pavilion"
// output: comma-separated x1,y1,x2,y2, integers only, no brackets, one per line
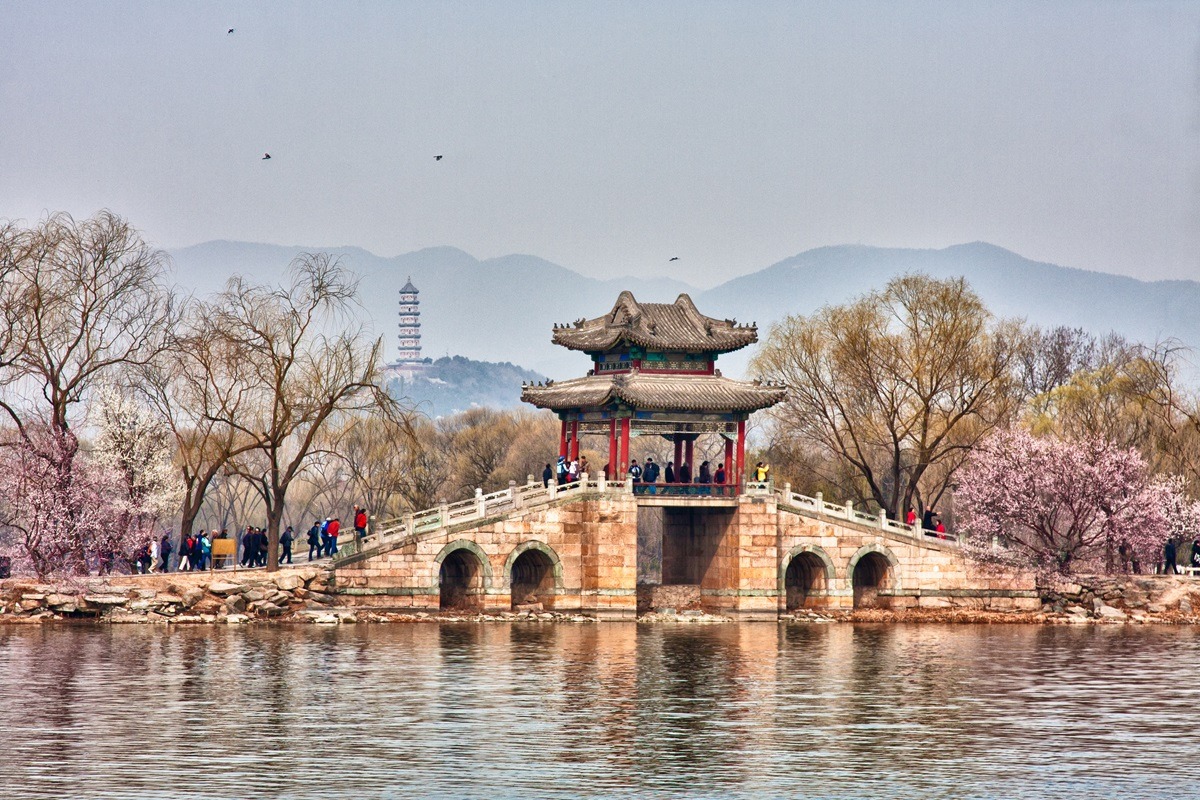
521,291,785,494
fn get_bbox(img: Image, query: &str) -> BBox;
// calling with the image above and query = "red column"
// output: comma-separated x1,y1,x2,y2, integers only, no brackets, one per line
559,418,568,459
684,438,694,481
723,436,734,495
570,421,580,461
736,419,746,492
620,418,631,476
608,419,616,479
673,436,683,478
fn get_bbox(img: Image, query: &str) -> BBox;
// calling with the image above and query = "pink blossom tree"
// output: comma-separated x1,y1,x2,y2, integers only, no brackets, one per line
0,426,121,577
957,428,1199,575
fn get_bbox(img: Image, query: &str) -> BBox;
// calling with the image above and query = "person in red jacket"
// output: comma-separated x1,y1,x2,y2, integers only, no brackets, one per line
326,517,341,556
353,505,368,546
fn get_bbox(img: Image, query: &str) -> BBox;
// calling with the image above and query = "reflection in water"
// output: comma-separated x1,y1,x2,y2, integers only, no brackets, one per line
1,623,1198,799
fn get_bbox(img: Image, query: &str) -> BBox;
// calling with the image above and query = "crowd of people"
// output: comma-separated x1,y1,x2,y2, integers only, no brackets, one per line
134,505,370,573
1162,538,1200,574
541,456,772,495
904,506,949,538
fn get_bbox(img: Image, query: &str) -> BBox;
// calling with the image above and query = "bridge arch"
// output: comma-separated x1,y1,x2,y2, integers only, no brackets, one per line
847,543,900,608
505,541,563,610
780,545,836,610
434,540,493,612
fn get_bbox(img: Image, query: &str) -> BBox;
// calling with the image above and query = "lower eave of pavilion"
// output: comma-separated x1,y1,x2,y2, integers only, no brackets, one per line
520,372,786,416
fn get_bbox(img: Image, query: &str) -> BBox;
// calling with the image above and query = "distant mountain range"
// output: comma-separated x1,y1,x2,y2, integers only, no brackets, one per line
168,240,1200,382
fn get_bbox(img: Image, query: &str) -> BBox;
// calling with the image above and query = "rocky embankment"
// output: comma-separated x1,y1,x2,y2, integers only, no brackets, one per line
0,569,598,625
786,575,1200,625
0,568,350,625
3,573,1199,625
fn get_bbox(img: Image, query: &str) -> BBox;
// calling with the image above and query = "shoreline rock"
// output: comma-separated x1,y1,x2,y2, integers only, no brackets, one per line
3,572,1199,626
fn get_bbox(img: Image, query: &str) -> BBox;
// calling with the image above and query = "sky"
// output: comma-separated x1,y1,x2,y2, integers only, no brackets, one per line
2,1,1199,288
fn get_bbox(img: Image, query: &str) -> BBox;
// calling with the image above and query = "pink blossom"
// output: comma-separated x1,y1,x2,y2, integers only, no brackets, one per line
957,428,1192,576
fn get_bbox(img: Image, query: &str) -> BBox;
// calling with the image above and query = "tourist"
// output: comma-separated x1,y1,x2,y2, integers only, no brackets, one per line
602,462,611,481
135,541,153,574
556,456,568,485
579,456,589,478
307,521,322,561
178,532,194,572
754,461,770,483
665,460,676,484
354,505,368,545
198,531,212,570
568,459,579,482
542,463,553,488
1191,538,1200,569
628,459,642,485
241,526,256,567
935,519,947,538
280,526,294,565
149,537,160,572
714,464,726,488
159,532,173,572
678,461,691,484
643,457,659,494
905,507,917,526
327,518,341,556
257,528,269,567
922,509,936,531
698,461,711,495
319,519,331,556
1164,539,1178,575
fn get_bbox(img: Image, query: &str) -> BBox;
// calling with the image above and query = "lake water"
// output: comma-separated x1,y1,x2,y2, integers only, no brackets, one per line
2,622,1198,799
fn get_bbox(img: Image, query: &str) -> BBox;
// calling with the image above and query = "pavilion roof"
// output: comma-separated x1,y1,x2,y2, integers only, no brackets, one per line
551,291,758,354
521,372,786,413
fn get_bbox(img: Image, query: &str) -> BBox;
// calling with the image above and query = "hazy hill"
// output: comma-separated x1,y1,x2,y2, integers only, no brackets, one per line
169,239,1200,385
386,356,547,418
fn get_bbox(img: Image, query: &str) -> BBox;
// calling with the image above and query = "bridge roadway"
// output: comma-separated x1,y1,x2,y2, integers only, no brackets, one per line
331,477,1038,619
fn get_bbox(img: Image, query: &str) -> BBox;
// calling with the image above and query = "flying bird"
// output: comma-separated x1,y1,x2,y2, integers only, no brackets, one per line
669,256,679,261
434,155,443,161
262,153,271,160
227,28,235,34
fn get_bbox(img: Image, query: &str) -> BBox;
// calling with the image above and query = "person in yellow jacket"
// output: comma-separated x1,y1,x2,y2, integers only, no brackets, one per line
754,462,770,482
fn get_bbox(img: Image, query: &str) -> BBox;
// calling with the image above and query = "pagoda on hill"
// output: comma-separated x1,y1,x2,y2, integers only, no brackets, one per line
521,291,785,493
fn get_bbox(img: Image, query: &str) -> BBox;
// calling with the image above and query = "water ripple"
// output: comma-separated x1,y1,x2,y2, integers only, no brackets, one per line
1,623,1198,799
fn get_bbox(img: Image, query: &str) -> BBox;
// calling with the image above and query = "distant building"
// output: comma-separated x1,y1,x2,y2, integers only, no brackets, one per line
385,277,430,378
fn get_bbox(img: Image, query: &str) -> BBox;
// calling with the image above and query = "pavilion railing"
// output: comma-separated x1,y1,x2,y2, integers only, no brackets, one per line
335,473,958,561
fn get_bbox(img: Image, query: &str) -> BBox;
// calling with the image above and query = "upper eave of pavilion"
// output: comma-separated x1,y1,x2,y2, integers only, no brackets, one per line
521,372,786,413
400,277,419,293
551,291,758,355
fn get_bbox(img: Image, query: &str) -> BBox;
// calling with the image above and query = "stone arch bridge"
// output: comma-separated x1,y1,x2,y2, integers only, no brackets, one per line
332,477,1037,619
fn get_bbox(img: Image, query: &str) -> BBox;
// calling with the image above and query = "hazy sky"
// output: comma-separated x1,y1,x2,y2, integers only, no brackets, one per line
2,1,1199,287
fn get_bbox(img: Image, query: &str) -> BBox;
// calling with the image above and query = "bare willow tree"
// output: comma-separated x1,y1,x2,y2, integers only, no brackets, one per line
333,414,418,520
0,211,177,439
0,212,177,572
752,274,1027,519
205,253,404,570
135,300,261,542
